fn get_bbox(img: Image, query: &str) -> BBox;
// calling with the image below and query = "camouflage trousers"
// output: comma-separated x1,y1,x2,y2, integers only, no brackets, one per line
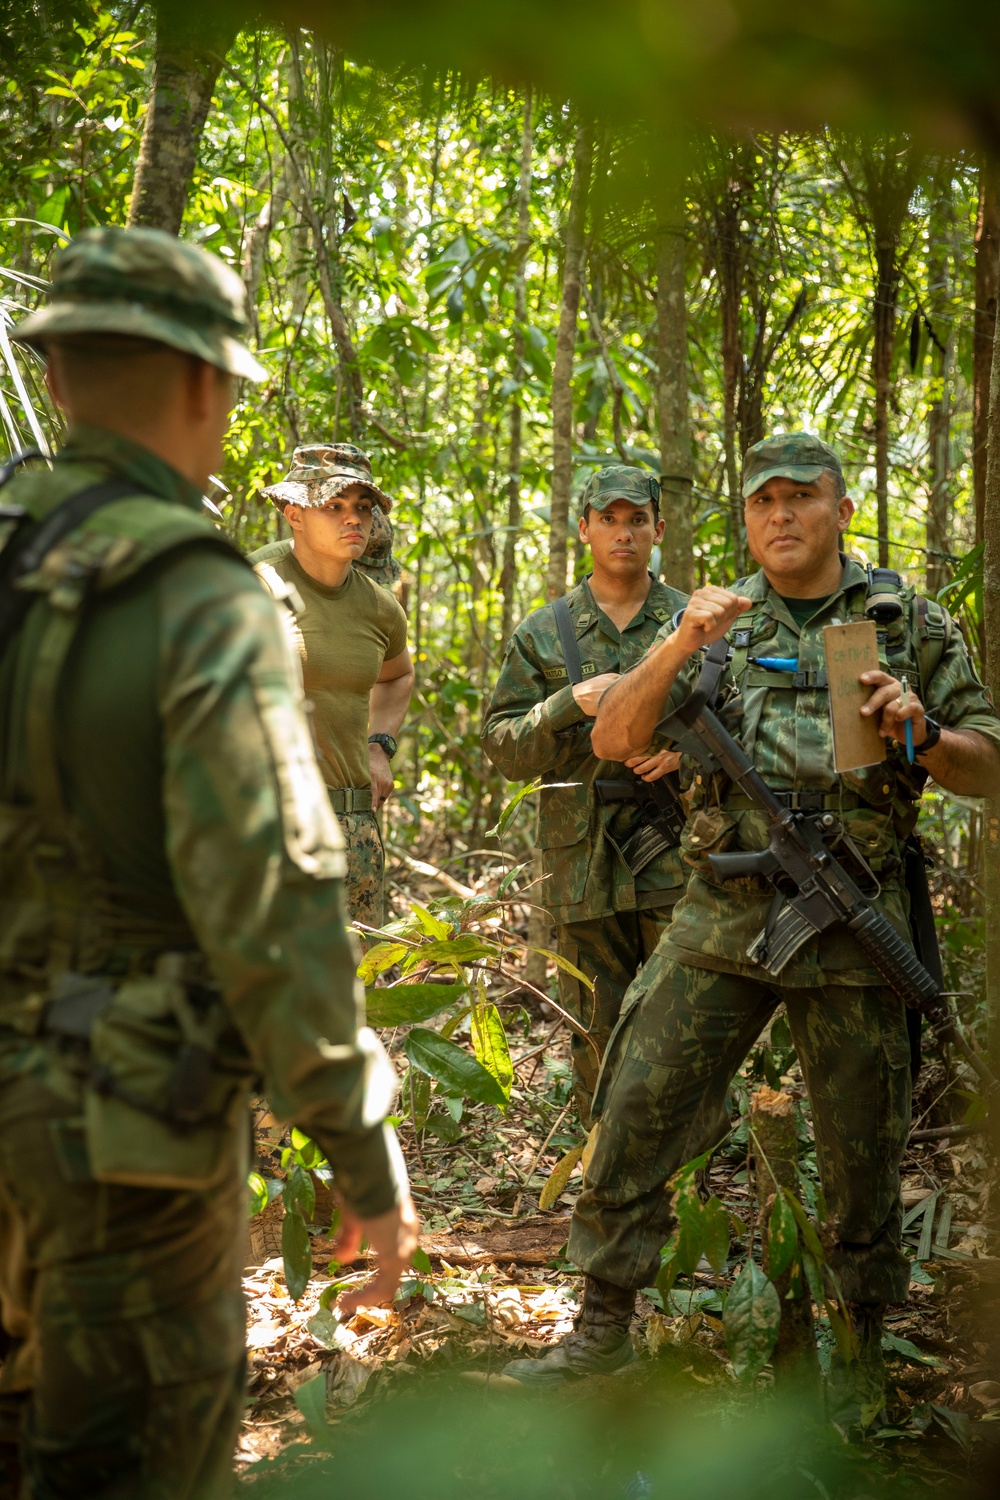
556,909,673,1126
0,1064,247,1499
568,954,912,1306
335,810,385,931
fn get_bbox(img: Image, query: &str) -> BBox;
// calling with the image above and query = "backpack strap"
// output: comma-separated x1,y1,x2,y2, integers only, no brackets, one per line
912,594,952,701
552,593,585,686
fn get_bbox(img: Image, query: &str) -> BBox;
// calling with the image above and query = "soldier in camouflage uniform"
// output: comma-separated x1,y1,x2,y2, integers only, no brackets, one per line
483,467,689,1122
0,227,417,1498
506,433,1000,1410
252,446,414,931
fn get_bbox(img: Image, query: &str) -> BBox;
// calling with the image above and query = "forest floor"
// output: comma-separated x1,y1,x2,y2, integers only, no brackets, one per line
235,863,1000,1495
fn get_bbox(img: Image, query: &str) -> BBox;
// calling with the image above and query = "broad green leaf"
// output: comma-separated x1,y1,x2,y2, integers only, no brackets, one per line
701,1195,731,1275
672,1183,706,1277
471,1000,513,1102
486,778,543,838
425,1112,461,1142
785,1194,825,1262
406,1067,431,1130
723,1261,781,1380
247,1171,268,1217
357,941,409,984
800,1249,825,1309
403,1027,507,1108
882,1330,946,1368
528,947,596,991
407,900,453,940
294,1372,328,1433
656,1243,680,1302
282,1207,313,1302
538,1142,585,1211
306,1308,342,1349
498,862,527,896
768,1189,799,1279
401,935,500,972
411,1246,433,1275
285,1162,316,1222
366,981,466,1027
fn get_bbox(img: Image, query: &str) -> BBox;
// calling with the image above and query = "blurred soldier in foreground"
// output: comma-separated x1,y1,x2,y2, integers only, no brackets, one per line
0,226,417,1498
252,446,414,931
506,434,1000,1420
483,468,689,1123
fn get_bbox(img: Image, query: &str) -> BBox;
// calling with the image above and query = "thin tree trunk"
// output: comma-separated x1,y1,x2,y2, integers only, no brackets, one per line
547,120,592,601
128,5,237,234
975,159,1000,547
872,243,896,569
656,223,694,592
718,186,745,577
983,217,1000,1196
926,172,953,596
501,88,533,647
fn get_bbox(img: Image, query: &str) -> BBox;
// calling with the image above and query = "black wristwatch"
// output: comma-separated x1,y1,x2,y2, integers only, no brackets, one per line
368,733,398,760
914,716,942,758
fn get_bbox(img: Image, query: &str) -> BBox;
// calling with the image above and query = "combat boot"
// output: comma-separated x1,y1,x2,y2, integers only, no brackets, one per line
503,1276,637,1387
825,1303,887,1436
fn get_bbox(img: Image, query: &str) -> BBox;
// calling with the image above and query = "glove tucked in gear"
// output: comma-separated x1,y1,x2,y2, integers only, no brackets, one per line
503,1276,637,1387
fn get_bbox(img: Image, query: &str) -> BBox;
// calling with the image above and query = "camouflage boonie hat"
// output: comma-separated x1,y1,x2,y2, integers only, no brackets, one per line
742,433,844,498
355,504,403,590
579,465,660,515
262,442,393,513
12,226,265,381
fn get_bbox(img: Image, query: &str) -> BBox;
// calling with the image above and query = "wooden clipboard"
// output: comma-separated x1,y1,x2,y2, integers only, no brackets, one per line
822,620,885,772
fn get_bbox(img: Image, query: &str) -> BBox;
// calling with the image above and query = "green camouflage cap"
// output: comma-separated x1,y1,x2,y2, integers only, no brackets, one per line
578,465,660,515
262,442,393,513
12,225,265,381
355,503,403,591
741,432,843,498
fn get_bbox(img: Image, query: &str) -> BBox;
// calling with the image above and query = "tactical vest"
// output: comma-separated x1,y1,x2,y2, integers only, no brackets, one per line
0,478,256,1189
687,568,952,878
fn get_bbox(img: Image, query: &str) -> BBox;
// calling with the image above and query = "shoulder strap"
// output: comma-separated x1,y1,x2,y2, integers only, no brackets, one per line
552,593,584,686
0,478,150,656
913,595,952,699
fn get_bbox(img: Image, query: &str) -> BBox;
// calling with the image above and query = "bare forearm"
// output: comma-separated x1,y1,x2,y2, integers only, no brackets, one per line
920,728,1000,797
591,635,690,759
369,671,414,737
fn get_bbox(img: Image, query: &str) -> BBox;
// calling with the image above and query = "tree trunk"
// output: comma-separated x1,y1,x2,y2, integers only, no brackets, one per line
547,120,592,601
718,184,745,578
926,174,954,596
751,1085,818,1384
128,4,238,234
975,160,1000,548
656,222,694,593
872,242,897,569
501,88,533,647
983,210,1000,1198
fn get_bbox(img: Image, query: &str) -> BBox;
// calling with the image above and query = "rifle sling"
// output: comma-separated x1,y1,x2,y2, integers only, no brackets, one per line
552,593,584,685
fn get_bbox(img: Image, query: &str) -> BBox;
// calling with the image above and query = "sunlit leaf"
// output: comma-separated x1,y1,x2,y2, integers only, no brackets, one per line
366,981,466,1026
403,1027,507,1107
538,1142,584,1210
471,999,513,1101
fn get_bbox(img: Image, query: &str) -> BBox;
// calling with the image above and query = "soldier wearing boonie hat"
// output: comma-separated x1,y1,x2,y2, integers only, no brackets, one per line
252,441,413,932
0,227,416,1491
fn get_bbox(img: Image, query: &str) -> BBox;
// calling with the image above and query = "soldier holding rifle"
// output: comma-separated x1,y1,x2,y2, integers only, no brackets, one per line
506,434,1000,1419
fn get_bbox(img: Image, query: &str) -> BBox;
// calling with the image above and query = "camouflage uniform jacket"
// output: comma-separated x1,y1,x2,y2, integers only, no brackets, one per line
482,576,688,924
655,558,1000,986
0,425,401,1217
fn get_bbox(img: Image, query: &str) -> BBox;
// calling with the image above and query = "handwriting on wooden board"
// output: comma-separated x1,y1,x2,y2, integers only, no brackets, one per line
823,620,885,772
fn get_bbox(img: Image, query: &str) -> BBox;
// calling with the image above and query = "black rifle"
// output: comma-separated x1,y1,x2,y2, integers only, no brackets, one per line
658,639,998,1093
595,771,686,875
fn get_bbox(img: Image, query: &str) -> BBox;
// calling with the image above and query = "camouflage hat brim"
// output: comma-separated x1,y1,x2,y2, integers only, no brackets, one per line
741,463,828,498
12,298,266,382
263,473,393,513
585,493,656,513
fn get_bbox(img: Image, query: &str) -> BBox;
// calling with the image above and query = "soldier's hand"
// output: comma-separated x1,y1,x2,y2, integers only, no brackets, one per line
572,672,620,717
860,669,929,747
670,587,752,657
332,1192,421,1317
368,743,395,810
625,748,682,782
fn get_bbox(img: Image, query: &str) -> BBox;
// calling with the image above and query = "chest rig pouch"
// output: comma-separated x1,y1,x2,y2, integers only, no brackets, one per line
1,474,255,1190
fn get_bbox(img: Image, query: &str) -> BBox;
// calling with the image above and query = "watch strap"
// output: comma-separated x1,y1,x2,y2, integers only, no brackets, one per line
914,716,942,757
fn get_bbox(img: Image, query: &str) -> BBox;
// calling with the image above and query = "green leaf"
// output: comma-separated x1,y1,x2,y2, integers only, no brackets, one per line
425,1111,461,1142
282,1207,313,1302
366,981,467,1027
306,1308,342,1349
656,1243,680,1302
285,1162,316,1222
403,1028,507,1107
529,946,595,991
785,1194,825,1262
407,900,453,940
673,1184,707,1278
768,1189,800,1280
406,1067,431,1130
247,1171,268,1217
294,1372,328,1434
498,862,527,896
486,778,544,838
723,1261,781,1380
401,935,500,972
357,941,409,984
411,1246,433,1275
882,1331,946,1368
701,1195,731,1275
471,1000,513,1102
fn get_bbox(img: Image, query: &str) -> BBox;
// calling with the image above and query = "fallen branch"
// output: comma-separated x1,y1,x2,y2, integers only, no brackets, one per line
908,1121,985,1144
386,844,476,899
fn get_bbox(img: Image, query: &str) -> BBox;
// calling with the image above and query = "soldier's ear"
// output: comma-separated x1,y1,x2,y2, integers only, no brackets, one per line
578,512,590,544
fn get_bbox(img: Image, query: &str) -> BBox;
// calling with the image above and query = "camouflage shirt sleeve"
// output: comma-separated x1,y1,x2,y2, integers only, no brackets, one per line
156,549,403,1218
481,623,590,780
922,610,1000,753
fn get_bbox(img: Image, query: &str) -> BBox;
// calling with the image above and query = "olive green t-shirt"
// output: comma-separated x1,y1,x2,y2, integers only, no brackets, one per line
249,540,407,791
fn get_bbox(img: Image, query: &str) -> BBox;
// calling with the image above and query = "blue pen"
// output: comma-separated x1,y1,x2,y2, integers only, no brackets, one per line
901,674,915,763
750,656,799,673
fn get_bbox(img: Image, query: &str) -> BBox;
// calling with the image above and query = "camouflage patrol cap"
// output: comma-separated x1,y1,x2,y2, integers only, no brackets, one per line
12,226,265,381
355,504,403,591
262,442,393,513
742,433,844,498
578,465,660,515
